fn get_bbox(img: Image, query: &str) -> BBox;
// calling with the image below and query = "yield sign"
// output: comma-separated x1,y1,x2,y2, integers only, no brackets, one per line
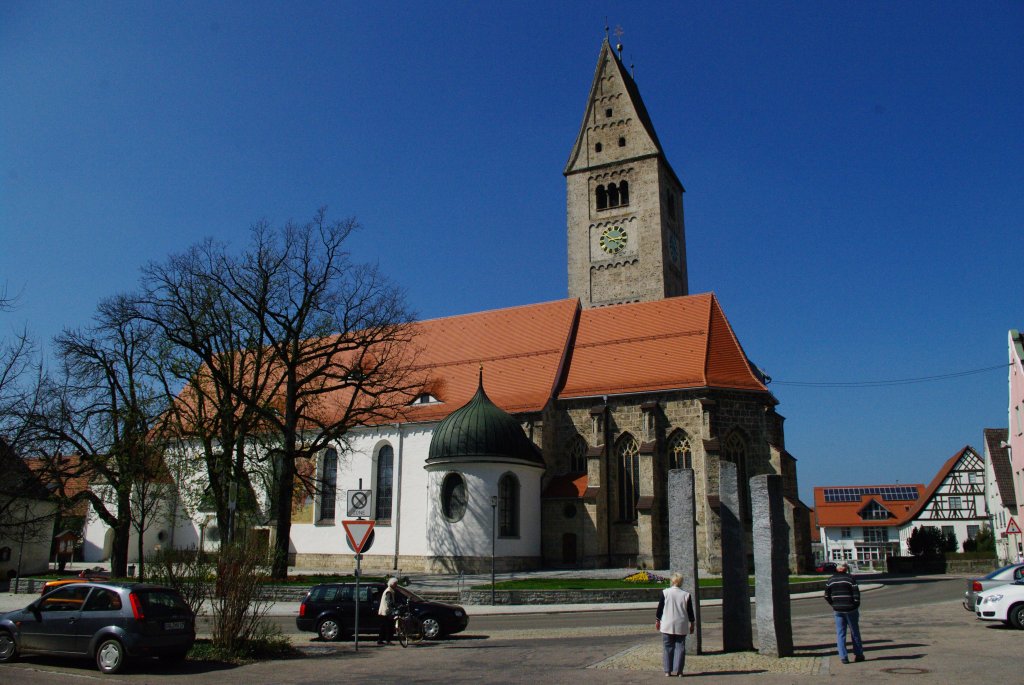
1006,517,1022,536
343,520,375,553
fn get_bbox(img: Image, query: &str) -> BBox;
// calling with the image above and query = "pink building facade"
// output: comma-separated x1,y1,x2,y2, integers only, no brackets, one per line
1009,330,1024,526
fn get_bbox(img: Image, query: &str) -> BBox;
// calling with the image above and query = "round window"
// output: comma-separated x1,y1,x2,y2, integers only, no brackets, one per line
441,472,468,522
563,503,577,519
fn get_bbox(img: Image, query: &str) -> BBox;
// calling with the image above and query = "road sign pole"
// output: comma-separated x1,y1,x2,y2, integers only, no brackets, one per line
354,553,361,651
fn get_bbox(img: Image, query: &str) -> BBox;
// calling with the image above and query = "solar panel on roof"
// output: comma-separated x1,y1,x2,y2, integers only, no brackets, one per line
823,486,918,503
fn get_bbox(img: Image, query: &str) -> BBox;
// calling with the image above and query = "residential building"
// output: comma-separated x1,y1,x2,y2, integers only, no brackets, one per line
1009,330,1024,522
983,428,1018,562
815,446,991,568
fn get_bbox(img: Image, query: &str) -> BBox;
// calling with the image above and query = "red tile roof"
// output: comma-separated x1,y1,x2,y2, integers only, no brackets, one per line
813,484,925,528
401,298,580,422
542,473,589,499
559,293,767,399
174,293,770,430
984,428,1016,510
813,446,979,528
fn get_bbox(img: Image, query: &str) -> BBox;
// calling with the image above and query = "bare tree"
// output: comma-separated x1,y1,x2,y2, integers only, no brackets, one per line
21,296,169,577
136,240,274,545
208,209,421,578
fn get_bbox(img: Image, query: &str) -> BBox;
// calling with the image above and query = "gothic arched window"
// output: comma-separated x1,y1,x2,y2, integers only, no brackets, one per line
318,448,338,522
723,431,751,524
596,185,608,210
619,180,629,206
616,434,640,522
375,444,394,521
568,435,588,474
608,182,620,208
499,473,520,537
667,430,692,471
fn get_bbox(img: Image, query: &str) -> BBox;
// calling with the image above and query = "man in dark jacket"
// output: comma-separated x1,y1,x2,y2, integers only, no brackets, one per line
824,562,865,664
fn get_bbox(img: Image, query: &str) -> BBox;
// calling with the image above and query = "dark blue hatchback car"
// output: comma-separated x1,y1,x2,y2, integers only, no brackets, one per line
0,581,195,674
297,582,468,641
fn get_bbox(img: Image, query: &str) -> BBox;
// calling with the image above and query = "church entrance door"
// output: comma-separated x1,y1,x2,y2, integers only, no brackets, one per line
562,533,577,564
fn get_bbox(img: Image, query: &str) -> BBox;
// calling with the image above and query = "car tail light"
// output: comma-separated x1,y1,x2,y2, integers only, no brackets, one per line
129,592,145,620
299,601,307,617
973,581,983,592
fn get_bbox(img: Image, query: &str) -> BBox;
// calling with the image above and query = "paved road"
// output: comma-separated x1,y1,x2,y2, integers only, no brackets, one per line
6,575,1016,684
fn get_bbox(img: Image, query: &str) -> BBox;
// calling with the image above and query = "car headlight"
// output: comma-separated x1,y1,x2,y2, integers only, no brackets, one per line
982,594,1003,603
453,610,464,617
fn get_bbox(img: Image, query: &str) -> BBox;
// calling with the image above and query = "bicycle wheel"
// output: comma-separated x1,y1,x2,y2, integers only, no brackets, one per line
404,616,424,643
395,618,408,648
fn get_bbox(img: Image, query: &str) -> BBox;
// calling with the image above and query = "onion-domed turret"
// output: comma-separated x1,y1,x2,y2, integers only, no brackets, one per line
426,371,545,468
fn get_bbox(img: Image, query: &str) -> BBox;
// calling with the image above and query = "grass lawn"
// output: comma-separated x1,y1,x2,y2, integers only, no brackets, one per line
472,576,823,591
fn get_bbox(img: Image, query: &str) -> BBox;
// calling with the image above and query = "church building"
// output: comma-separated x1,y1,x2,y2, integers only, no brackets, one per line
81,39,813,575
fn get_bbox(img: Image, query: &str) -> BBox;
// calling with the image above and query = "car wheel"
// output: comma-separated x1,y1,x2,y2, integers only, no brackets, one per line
0,629,17,663
96,638,126,674
318,617,342,641
1009,604,1024,630
421,616,442,640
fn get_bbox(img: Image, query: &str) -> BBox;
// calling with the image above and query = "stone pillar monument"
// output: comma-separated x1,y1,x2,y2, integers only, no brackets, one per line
751,474,794,656
668,468,701,654
719,461,753,651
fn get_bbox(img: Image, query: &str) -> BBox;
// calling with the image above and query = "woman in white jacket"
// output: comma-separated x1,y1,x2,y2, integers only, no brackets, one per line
655,572,696,676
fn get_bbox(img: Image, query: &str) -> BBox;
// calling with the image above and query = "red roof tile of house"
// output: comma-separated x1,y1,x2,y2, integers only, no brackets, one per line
814,446,983,529
813,484,926,528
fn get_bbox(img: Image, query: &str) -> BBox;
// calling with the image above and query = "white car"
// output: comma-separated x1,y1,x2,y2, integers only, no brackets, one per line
976,580,1024,628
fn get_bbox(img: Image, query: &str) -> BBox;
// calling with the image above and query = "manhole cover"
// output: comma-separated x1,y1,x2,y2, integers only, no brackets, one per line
880,667,931,675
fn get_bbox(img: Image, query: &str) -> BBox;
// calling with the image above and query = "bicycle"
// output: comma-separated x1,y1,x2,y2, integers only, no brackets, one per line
392,606,423,647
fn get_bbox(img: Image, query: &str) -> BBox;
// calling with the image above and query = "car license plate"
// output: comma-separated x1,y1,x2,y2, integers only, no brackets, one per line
165,621,185,630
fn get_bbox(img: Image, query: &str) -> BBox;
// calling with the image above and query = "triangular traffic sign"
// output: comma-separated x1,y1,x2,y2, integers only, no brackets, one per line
343,520,375,553
1006,517,1022,535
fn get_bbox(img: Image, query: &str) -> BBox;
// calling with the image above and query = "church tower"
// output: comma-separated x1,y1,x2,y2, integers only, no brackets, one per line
565,39,688,308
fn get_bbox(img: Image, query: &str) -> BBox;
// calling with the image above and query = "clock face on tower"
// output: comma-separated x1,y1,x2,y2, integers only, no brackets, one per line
599,226,628,255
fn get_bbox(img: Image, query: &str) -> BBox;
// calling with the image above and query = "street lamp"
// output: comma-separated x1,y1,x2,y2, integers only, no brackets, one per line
490,495,498,605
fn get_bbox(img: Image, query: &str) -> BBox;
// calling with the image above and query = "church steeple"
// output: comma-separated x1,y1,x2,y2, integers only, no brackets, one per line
565,39,688,308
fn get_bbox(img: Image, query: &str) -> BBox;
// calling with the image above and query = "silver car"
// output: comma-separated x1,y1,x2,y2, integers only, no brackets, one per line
963,563,1024,610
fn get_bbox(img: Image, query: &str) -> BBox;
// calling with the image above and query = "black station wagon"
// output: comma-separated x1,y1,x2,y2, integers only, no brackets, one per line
0,582,195,674
297,582,468,641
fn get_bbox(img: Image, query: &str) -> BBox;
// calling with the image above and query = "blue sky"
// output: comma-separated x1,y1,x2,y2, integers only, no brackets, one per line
2,2,1021,503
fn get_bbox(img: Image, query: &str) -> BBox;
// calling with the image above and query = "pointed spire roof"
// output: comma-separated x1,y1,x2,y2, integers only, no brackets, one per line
564,39,680,187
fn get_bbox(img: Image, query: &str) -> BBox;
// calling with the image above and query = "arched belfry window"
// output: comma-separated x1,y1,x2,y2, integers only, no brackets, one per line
375,444,394,521
596,185,608,210
619,180,629,206
723,431,751,524
498,473,520,537
616,434,640,522
568,435,588,474
608,183,620,208
667,430,692,471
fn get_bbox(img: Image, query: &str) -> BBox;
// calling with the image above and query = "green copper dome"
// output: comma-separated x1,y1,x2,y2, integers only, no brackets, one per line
426,373,545,468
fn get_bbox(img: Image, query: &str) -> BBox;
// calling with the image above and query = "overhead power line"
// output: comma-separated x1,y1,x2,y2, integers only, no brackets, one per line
771,363,1010,388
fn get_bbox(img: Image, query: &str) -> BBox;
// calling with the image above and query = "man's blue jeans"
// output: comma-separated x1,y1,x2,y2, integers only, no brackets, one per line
834,609,863,660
